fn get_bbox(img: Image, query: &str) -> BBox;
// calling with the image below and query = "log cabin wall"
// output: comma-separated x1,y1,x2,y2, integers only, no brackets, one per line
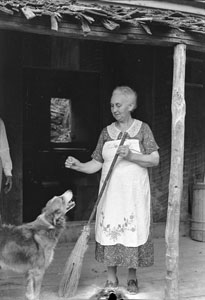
152,48,205,222
0,29,205,225
151,47,173,223
184,51,205,219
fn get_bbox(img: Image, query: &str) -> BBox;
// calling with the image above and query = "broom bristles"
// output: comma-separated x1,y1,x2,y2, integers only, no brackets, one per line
58,225,90,298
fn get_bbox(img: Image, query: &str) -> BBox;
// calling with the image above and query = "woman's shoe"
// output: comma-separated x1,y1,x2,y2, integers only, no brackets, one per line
127,279,139,294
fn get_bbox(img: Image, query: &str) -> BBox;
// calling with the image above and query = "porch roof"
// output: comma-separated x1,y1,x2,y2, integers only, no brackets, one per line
1,0,205,34
0,1,205,51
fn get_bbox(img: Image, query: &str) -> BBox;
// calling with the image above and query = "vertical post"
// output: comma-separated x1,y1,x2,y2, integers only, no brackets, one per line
165,44,186,300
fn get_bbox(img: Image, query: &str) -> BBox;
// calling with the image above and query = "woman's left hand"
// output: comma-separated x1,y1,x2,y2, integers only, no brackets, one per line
117,145,131,159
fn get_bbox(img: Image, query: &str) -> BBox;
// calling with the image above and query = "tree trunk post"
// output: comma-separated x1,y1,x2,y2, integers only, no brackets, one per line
165,43,186,300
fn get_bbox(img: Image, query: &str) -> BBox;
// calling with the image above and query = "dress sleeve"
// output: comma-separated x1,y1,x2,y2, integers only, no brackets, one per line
142,123,159,154
91,129,106,163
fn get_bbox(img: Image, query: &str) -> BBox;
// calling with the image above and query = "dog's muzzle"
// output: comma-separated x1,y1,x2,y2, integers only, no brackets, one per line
61,190,75,212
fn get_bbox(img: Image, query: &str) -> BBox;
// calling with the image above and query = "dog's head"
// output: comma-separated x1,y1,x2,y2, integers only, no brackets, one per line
36,190,75,229
44,190,75,215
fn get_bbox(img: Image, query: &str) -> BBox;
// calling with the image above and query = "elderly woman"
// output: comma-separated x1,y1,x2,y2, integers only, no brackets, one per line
65,86,159,295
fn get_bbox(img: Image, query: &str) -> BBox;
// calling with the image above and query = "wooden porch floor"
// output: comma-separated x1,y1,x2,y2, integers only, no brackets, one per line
0,237,205,300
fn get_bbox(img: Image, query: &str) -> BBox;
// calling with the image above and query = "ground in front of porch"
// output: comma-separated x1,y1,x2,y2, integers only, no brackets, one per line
0,237,205,300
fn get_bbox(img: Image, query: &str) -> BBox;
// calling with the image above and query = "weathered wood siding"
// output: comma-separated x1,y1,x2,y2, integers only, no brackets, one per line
152,48,205,222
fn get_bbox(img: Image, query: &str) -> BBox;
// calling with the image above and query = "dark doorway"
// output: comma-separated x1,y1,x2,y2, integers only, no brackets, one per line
23,68,100,222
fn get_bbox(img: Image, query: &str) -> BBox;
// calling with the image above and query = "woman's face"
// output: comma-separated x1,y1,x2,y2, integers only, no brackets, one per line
110,92,133,122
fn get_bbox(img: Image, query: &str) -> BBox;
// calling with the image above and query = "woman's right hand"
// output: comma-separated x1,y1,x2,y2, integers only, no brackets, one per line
65,156,81,171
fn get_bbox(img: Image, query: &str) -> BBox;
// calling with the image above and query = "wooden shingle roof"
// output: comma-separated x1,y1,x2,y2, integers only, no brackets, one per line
0,0,205,35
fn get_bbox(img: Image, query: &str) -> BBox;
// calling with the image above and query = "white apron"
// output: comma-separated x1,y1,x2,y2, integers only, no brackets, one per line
95,120,150,247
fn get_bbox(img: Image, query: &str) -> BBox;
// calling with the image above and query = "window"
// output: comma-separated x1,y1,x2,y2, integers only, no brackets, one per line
50,97,72,143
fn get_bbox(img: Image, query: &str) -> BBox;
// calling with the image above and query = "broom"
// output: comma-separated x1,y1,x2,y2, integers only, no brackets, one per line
58,131,128,298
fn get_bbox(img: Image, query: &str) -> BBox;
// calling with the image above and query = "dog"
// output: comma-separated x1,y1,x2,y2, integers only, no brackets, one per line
0,190,75,300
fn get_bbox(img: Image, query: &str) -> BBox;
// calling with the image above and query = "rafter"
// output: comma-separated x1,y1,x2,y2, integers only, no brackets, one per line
82,0,205,17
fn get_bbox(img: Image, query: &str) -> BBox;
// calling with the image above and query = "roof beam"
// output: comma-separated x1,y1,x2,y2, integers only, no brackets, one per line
82,0,205,17
0,14,205,53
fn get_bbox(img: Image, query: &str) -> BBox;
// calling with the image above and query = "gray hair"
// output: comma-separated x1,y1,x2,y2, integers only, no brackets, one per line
112,86,137,111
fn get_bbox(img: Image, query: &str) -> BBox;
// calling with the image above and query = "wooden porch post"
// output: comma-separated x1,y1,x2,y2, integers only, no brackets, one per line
165,44,186,300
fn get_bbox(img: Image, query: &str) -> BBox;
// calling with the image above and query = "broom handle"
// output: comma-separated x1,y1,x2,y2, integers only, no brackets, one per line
87,132,128,226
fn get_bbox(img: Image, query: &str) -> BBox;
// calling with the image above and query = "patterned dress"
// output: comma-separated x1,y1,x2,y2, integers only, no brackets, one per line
92,119,159,268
